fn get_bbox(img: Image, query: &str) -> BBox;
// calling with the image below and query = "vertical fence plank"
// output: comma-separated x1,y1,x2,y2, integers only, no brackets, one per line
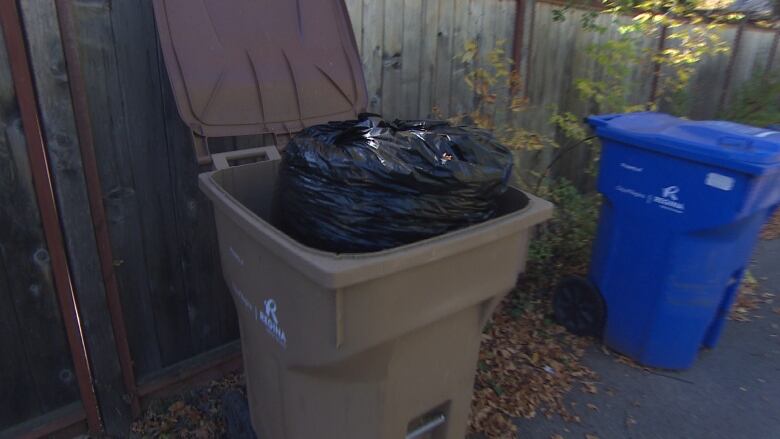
769,31,780,73
0,25,40,431
107,0,197,368
685,25,736,119
362,0,385,113
417,0,440,117
156,49,239,357
71,0,164,377
0,254,42,429
0,122,81,419
19,0,132,431
492,0,516,126
450,0,472,115
382,0,405,117
727,27,778,104
0,28,79,427
468,0,486,115
433,0,455,116
401,0,423,119
0,114,80,427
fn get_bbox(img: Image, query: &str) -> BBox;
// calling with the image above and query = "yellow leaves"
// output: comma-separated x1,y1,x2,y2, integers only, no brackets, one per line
461,40,478,64
633,12,652,23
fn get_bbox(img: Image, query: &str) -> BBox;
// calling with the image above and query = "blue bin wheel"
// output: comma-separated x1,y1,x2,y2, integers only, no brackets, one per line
553,276,606,337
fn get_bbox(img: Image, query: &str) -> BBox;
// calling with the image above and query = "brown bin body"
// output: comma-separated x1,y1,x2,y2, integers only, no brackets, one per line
199,149,553,438
152,0,553,436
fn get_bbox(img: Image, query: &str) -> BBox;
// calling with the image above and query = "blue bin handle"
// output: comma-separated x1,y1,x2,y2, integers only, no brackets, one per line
586,113,623,128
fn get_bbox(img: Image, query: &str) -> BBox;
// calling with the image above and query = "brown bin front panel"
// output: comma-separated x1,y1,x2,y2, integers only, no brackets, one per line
200,157,553,438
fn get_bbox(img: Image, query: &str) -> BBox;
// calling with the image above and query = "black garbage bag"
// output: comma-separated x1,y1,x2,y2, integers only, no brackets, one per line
274,114,519,253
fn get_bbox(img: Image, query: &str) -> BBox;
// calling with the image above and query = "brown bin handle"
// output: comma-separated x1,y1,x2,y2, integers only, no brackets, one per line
211,146,282,170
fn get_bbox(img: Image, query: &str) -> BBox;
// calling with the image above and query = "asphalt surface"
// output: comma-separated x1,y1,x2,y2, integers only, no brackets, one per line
517,238,780,439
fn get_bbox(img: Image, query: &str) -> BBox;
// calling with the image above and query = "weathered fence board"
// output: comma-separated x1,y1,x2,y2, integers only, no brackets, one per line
71,0,238,381
18,0,132,432
433,0,456,116
382,0,405,116
0,20,80,431
71,0,164,377
344,0,779,182
401,0,423,119
362,0,385,111
418,0,440,118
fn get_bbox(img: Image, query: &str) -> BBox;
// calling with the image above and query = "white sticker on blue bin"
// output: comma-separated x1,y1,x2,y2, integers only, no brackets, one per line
705,173,735,191
231,282,287,348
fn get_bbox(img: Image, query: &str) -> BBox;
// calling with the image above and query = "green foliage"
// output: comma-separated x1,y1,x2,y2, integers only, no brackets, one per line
548,0,734,129
455,0,734,276
721,72,780,127
455,40,561,188
528,180,601,274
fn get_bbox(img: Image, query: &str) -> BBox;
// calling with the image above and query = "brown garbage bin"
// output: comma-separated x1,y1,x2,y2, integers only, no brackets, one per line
152,1,553,438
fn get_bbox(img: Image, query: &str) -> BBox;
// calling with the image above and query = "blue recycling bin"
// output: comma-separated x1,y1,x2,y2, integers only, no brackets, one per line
562,112,780,370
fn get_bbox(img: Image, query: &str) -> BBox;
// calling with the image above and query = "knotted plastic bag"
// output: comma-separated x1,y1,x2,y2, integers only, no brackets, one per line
274,114,518,253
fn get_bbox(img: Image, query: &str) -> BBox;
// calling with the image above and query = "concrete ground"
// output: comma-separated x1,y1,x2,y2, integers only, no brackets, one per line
517,238,780,439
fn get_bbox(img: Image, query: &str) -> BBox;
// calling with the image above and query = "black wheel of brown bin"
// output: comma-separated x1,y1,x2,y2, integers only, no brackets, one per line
553,276,606,337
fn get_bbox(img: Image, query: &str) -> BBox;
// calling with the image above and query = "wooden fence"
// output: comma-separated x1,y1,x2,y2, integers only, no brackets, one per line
345,0,780,176
347,0,780,119
0,20,82,432
0,0,778,436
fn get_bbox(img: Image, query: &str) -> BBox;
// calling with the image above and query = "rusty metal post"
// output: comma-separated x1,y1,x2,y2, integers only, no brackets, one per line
0,0,102,433
765,30,779,77
511,0,527,95
648,24,668,107
53,0,141,418
717,19,746,116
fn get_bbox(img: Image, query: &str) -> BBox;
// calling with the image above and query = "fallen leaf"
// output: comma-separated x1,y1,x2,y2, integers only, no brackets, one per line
582,382,599,394
761,210,780,240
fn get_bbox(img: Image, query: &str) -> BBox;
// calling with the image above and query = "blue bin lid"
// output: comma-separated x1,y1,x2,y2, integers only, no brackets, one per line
587,112,780,175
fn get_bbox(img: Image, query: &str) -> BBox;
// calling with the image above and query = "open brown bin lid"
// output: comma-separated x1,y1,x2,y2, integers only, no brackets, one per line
152,0,368,138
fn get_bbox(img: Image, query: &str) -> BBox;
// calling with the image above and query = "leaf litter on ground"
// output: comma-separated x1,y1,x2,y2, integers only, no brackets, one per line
730,271,774,322
468,263,598,438
130,372,245,438
761,210,780,241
